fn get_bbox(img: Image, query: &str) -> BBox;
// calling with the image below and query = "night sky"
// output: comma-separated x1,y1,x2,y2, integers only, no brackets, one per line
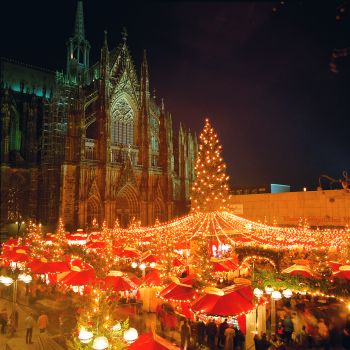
1,1,349,191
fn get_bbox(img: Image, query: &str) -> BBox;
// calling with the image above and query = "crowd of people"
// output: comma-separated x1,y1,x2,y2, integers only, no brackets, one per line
253,313,350,350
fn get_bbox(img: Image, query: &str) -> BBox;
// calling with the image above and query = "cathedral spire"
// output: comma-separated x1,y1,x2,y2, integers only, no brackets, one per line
141,49,150,110
74,0,85,40
103,30,108,50
66,0,90,84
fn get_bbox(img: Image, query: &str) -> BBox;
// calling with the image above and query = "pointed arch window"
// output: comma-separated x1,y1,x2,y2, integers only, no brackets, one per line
111,98,134,145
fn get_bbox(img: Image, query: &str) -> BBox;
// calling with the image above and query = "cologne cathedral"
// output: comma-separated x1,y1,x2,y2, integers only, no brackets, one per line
0,1,197,231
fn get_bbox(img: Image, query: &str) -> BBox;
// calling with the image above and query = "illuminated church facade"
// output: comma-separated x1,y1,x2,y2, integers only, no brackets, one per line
0,1,196,230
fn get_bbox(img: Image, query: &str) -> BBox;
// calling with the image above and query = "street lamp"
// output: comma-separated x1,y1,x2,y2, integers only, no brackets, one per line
0,273,32,310
92,336,109,350
123,327,138,343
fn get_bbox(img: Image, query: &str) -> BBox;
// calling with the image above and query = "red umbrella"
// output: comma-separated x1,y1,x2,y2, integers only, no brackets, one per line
191,285,254,317
144,269,163,286
333,265,350,280
128,333,171,350
282,264,320,279
159,282,197,302
104,271,137,291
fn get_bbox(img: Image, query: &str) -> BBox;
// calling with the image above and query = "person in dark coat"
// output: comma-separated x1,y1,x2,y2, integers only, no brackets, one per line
342,314,350,350
197,319,206,346
283,315,294,345
206,318,218,350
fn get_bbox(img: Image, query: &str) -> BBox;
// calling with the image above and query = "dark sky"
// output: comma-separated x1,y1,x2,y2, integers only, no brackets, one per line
1,1,350,190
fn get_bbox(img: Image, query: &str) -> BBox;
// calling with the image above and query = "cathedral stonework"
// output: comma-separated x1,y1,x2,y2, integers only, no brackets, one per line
0,1,196,230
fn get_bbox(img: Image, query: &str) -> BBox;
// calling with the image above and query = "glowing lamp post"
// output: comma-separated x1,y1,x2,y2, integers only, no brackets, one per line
0,276,14,286
92,336,109,350
271,291,282,301
78,329,93,344
123,327,138,343
265,285,274,295
253,288,263,299
282,288,292,298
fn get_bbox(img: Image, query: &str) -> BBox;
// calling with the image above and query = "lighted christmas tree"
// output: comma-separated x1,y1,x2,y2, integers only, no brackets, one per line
68,287,129,350
191,118,230,212
27,221,45,259
101,221,115,273
52,218,67,261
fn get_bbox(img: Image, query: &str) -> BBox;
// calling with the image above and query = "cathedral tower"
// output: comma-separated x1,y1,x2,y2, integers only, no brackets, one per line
66,0,91,84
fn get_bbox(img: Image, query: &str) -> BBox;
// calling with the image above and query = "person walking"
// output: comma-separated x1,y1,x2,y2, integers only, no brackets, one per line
317,318,330,350
343,314,350,350
218,319,229,348
283,314,294,345
224,324,235,350
0,308,8,334
180,320,191,350
197,318,206,347
25,312,35,344
206,318,218,350
37,312,49,333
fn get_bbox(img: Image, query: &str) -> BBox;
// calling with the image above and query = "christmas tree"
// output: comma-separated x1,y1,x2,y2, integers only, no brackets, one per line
191,118,229,212
27,221,45,259
52,217,67,261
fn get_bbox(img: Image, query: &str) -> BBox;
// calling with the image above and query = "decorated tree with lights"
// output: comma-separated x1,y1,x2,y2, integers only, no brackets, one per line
51,217,67,261
27,221,45,259
191,118,230,212
68,287,130,349
101,221,116,274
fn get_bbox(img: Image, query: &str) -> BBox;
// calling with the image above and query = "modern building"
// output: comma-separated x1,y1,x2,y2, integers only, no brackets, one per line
0,1,197,231
228,188,350,227
230,183,290,195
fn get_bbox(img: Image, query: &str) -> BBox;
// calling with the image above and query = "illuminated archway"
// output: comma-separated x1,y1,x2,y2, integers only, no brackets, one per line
87,196,102,227
154,198,165,223
116,184,139,228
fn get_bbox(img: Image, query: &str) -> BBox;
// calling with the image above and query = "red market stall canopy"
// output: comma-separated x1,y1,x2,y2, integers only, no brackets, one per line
333,265,350,280
329,261,343,273
281,264,320,279
58,267,96,286
142,254,159,264
128,333,178,350
172,258,185,267
159,282,198,302
27,259,70,274
191,285,255,317
114,248,141,259
86,241,106,250
212,258,238,273
0,249,29,263
144,269,163,287
66,233,87,245
104,271,137,291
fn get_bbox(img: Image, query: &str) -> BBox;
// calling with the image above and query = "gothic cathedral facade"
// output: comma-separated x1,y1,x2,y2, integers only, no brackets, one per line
0,1,196,231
